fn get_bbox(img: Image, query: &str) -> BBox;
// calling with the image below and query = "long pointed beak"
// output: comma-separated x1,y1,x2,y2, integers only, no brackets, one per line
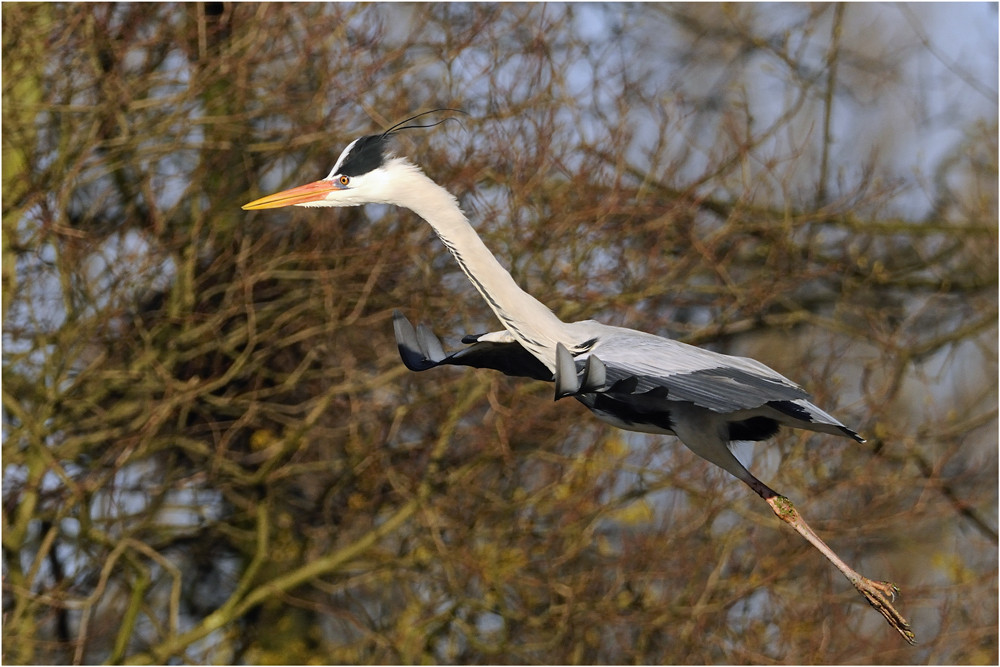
242,180,339,210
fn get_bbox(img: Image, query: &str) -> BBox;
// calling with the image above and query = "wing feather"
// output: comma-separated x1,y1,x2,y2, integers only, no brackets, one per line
593,356,808,414
560,323,811,413
393,311,552,381
394,314,862,443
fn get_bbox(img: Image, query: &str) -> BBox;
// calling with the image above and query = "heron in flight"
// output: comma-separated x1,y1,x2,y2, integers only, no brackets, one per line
243,112,913,643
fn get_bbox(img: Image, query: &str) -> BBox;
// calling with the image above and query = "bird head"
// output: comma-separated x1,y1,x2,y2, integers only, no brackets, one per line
242,110,462,211
242,134,399,210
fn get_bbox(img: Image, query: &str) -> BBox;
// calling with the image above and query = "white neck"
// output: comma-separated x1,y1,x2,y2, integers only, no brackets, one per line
383,159,569,369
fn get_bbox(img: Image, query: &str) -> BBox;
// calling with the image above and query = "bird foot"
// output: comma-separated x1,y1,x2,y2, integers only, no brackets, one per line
853,577,915,645
763,495,914,644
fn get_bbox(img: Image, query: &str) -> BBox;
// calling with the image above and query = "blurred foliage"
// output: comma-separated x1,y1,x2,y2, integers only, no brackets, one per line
2,3,997,664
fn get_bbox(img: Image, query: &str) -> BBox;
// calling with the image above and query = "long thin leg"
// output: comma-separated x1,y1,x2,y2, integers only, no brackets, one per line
762,492,915,644
670,410,914,644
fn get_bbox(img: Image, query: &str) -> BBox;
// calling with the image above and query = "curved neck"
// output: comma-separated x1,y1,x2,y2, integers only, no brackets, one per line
391,164,568,368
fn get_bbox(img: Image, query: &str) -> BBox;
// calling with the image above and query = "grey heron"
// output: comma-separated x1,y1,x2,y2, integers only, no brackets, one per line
242,114,914,643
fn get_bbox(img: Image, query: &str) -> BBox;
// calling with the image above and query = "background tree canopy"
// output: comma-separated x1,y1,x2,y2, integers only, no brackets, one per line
3,3,996,664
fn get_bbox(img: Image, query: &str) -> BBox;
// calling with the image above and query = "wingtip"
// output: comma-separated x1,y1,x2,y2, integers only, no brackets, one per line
580,354,606,392
392,310,435,372
416,323,447,363
835,422,866,443
392,310,413,339
554,343,579,400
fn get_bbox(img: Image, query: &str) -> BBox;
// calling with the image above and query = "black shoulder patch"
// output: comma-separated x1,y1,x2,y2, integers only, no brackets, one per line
728,416,780,442
339,134,389,176
589,393,674,432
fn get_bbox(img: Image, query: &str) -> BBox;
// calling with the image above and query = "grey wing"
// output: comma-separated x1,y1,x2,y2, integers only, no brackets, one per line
595,360,833,438
563,332,810,412
392,311,553,382
603,359,810,413
556,331,863,442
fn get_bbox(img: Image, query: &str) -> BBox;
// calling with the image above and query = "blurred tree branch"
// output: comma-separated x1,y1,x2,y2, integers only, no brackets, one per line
3,3,995,664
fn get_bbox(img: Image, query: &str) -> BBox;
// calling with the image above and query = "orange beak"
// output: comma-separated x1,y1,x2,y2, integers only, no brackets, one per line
241,180,340,210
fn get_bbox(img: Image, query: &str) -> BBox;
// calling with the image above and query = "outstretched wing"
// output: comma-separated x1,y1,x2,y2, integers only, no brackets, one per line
560,324,808,411
392,311,552,381
392,313,862,443
556,324,863,442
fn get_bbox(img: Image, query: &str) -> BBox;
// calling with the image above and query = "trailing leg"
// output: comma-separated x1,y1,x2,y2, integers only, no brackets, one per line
763,494,914,644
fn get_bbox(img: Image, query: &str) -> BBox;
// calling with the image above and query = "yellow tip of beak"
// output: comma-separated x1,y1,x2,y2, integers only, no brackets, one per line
242,180,339,210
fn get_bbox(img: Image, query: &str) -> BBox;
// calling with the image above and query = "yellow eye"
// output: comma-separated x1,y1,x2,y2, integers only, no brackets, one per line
339,175,350,186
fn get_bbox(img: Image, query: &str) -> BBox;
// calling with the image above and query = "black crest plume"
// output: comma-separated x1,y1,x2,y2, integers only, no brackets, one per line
336,109,466,177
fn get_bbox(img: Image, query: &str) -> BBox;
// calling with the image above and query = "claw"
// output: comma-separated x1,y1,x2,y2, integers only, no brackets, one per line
854,577,915,645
